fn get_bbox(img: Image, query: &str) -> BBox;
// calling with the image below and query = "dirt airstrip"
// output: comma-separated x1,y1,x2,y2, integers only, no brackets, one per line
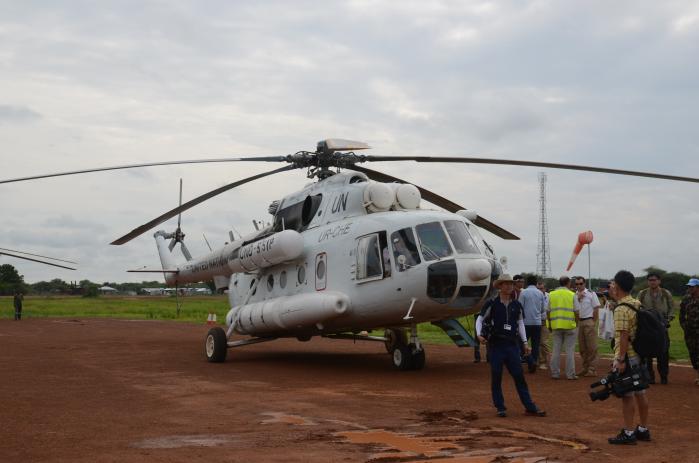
1,318,697,462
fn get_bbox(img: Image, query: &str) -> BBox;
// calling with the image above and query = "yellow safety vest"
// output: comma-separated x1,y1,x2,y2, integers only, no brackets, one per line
549,288,576,330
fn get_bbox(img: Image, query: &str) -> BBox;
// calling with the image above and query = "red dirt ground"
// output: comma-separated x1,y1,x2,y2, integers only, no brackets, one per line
1,318,697,462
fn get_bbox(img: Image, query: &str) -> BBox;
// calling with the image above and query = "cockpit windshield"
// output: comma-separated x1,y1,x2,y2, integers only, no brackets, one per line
415,222,453,261
444,220,481,255
465,222,494,257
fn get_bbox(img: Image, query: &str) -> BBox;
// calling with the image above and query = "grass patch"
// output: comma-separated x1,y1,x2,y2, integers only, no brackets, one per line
1,296,690,360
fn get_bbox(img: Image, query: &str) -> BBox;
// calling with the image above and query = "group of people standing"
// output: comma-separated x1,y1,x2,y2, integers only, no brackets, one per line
475,270,699,446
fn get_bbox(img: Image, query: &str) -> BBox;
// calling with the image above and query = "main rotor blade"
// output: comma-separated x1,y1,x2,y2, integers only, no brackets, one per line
177,178,183,230
0,247,78,264
350,165,519,240
111,165,297,245
364,156,699,184
0,156,286,185
0,251,77,270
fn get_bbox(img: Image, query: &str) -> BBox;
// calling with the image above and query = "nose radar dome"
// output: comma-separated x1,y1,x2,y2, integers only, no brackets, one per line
466,258,492,281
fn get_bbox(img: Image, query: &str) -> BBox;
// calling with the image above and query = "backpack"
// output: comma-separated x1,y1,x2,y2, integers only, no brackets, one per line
617,302,668,358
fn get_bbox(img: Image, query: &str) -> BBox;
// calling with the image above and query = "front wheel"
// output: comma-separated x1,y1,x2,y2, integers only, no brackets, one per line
205,327,228,363
392,344,413,370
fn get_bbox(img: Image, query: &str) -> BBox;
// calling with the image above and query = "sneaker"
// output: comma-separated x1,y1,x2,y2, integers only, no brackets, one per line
567,375,579,380
525,408,547,417
635,426,651,442
539,364,548,370
551,375,560,380
496,409,507,418
608,429,637,445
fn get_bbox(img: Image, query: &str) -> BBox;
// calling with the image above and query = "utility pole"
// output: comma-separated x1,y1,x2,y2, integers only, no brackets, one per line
536,172,552,278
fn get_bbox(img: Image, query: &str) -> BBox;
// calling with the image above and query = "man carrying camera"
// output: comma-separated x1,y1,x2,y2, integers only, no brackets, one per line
608,270,650,445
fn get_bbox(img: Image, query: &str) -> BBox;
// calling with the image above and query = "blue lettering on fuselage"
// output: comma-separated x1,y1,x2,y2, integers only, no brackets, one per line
331,192,349,214
318,223,352,242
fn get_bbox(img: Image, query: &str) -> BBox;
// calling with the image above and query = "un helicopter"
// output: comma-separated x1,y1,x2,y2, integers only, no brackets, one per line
2,139,698,370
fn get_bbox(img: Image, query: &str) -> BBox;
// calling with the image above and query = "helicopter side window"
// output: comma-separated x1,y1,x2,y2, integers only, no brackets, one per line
415,222,453,261
444,220,480,255
356,233,384,280
390,228,421,271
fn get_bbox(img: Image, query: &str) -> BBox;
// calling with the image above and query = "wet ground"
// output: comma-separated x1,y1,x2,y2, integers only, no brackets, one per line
1,318,697,462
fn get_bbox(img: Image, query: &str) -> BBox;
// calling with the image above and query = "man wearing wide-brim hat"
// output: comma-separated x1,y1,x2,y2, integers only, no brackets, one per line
679,278,699,386
476,274,546,417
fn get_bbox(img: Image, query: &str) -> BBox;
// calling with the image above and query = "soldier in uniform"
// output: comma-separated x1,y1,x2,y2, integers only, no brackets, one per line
13,291,24,320
679,278,699,386
637,273,674,384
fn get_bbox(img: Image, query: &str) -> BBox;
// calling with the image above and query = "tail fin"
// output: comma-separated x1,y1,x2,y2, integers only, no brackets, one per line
155,231,178,284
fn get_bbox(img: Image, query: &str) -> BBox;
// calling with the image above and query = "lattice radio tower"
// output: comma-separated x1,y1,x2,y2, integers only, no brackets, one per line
536,172,552,277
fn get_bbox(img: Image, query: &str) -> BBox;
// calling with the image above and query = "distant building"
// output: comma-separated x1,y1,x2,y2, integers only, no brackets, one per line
98,286,118,295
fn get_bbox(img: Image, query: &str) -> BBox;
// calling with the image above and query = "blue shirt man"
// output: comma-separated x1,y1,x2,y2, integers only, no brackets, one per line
518,275,546,373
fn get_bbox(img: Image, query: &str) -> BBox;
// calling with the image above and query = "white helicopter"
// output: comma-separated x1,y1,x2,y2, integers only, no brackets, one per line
2,139,698,370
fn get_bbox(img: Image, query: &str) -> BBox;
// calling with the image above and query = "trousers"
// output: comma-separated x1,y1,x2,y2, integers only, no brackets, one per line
577,319,598,374
488,341,537,412
643,328,670,380
551,328,577,379
524,325,542,368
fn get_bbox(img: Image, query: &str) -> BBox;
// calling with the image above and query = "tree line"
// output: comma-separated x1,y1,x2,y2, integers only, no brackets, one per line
0,264,212,296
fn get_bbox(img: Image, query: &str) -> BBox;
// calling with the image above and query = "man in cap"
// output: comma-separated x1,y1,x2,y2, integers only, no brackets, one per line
476,274,546,418
637,273,674,384
513,274,525,299
679,278,699,386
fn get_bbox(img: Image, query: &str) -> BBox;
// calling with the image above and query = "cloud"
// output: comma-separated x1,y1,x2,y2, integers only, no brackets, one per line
0,105,41,124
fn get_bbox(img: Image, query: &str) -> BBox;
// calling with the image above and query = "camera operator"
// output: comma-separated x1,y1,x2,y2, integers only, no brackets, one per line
607,270,651,445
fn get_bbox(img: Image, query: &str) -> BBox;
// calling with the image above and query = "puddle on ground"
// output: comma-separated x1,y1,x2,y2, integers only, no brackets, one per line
132,434,235,449
336,429,460,458
260,412,317,426
465,427,588,451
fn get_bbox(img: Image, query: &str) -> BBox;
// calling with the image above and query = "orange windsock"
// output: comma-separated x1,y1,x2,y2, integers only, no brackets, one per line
566,231,594,271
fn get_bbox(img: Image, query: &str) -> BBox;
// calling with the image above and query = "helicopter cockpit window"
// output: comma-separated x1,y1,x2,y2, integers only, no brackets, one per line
415,222,453,261
356,233,384,280
390,228,421,271
444,220,480,255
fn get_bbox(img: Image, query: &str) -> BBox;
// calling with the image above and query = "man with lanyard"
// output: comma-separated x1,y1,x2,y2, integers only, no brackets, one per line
574,276,601,377
637,273,674,384
608,270,650,445
476,274,546,418
519,275,546,373
548,276,578,380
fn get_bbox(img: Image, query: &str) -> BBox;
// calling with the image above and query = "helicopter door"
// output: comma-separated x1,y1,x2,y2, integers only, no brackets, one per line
315,252,327,291
355,231,389,283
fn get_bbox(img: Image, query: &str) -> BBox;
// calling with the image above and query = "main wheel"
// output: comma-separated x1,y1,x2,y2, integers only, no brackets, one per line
384,328,407,353
205,327,228,363
392,343,414,370
410,347,426,370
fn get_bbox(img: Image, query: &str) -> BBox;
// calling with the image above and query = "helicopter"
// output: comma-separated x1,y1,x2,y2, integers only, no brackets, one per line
2,139,698,370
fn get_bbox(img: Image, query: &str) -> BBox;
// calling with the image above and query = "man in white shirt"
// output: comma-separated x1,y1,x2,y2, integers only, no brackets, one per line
573,276,601,376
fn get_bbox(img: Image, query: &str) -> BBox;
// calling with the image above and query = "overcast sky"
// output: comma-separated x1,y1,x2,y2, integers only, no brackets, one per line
1,1,698,285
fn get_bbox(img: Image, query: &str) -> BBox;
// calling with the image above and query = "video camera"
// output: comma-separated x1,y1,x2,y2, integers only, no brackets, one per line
589,369,649,401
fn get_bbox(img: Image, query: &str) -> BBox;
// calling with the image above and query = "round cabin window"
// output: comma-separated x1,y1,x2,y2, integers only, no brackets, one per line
280,270,287,289
297,265,306,284
316,259,326,280
267,274,274,292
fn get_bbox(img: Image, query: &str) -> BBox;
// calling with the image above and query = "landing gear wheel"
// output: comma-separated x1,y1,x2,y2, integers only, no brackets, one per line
410,347,426,370
384,328,407,353
392,343,414,370
205,327,228,363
